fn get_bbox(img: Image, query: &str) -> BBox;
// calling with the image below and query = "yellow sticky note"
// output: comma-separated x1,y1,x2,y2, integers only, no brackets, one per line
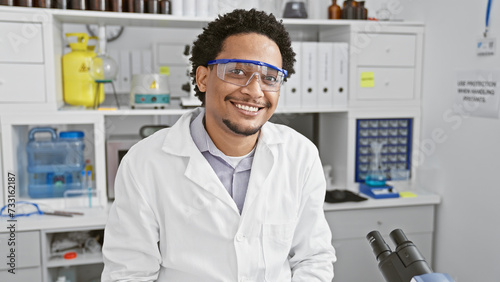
360,72,375,88
399,191,417,198
159,66,170,76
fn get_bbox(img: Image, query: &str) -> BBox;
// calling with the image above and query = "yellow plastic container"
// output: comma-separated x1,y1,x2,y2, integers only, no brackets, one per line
62,33,104,107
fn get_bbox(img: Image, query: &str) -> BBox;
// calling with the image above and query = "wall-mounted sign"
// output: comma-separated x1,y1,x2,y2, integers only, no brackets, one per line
455,69,500,118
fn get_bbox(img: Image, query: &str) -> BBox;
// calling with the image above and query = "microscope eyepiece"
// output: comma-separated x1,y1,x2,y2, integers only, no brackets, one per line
366,230,392,262
390,228,412,250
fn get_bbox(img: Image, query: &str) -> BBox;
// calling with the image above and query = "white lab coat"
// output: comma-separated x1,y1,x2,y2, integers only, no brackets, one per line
101,108,336,282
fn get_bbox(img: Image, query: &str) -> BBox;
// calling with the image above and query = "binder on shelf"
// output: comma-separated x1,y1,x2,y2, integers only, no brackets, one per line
282,41,302,109
300,42,318,108
332,42,349,107
317,42,334,107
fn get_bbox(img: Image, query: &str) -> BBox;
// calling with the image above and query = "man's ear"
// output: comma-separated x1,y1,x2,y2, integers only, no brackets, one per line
196,66,209,92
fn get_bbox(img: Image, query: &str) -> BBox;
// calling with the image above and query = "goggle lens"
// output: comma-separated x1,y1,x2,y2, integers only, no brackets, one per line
208,59,287,92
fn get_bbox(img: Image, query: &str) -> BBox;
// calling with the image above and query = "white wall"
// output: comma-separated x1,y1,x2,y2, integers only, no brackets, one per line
392,0,500,280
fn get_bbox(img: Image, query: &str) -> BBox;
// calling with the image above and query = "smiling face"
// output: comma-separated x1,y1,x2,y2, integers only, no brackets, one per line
196,33,282,141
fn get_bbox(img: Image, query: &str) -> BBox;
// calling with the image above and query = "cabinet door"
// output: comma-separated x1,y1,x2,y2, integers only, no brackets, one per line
356,33,416,67
356,67,415,101
0,64,46,103
0,230,41,269
0,266,42,282
0,21,44,63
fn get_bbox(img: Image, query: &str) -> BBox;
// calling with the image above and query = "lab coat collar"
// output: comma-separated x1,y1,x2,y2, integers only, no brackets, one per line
161,107,284,216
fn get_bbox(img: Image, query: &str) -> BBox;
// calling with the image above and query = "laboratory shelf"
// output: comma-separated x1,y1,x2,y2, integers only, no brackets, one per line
46,252,103,268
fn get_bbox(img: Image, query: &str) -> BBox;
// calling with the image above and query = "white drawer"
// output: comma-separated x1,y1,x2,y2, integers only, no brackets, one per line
0,230,41,270
324,205,434,240
356,33,416,67
0,21,44,63
0,267,42,281
355,67,415,101
0,63,46,103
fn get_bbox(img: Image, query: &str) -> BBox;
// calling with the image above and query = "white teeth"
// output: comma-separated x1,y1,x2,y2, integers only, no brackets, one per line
235,103,258,112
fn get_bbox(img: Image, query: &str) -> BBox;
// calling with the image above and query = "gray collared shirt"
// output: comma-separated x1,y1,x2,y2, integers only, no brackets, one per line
189,110,254,214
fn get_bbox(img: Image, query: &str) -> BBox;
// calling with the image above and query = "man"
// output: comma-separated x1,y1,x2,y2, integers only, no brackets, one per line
102,9,336,282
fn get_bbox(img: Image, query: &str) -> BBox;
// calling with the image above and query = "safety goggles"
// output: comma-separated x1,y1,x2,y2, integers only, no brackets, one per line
207,59,288,92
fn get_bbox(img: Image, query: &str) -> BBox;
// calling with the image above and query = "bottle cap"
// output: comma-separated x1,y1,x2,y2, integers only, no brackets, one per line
59,131,85,139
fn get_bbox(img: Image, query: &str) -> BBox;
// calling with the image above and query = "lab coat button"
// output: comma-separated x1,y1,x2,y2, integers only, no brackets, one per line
236,234,244,242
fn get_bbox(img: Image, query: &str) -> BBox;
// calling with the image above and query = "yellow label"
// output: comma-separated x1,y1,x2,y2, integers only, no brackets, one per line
159,66,170,76
360,72,375,88
79,63,89,72
150,80,158,89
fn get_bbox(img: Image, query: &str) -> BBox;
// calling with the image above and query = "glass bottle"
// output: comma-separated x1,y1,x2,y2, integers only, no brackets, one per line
377,2,391,21
328,0,341,20
356,1,367,20
283,0,308,18
365,141,387,187
341,0,355,20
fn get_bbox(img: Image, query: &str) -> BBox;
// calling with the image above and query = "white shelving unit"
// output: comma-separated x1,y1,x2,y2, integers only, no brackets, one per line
0,6,428,282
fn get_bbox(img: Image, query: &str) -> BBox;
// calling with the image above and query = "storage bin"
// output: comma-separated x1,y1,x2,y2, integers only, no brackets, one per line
26,127,85,198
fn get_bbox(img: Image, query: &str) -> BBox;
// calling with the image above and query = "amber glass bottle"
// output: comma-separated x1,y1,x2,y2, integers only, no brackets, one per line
328,0,341,19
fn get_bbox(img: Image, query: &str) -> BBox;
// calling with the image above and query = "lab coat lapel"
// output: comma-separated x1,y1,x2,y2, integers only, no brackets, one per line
241,123,281,216
162,108,239,214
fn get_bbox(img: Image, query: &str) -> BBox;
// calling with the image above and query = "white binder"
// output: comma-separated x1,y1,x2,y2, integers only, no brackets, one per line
332,43,349,107
282,41,302,109
317,42,334,107
300,42,318,108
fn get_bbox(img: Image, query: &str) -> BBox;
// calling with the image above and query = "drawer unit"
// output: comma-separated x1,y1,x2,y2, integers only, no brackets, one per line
356,67,415,101
0,21,44,63
0,230,42,271
325,205,434,240
356,33,416,67
0,64,46,103
0,266,42,281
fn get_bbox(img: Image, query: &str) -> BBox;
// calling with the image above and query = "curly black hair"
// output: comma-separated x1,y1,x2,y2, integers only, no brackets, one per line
189,9,296,105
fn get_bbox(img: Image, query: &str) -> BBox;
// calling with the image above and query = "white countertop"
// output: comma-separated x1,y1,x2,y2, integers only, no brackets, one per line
2,190,440,232
323,189,441,211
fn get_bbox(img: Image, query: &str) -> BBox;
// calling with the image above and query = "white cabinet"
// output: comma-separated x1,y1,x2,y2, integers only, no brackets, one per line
325,200,437,282
0,113,107,209
0,230,42,281
0,11,59,110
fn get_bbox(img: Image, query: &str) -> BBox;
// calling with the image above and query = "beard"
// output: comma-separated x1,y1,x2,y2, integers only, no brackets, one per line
223,119,263,136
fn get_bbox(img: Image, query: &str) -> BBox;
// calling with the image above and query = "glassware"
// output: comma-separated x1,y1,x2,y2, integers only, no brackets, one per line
283,0,308,18
356,1,367,20
341,0,355,19
377,2,391,21
365,141,387,187
328,0,341,19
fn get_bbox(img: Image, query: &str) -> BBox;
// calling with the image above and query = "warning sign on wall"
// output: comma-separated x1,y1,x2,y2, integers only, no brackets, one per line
455,70,500,118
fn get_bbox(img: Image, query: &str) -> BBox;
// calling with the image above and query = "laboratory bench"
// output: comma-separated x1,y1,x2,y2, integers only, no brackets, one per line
0,191,440,282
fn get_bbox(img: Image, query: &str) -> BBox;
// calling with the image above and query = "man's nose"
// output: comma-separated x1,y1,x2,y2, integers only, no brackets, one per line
242,73,264,96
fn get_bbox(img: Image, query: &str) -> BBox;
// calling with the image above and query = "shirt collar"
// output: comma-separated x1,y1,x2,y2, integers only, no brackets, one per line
189,109,255,169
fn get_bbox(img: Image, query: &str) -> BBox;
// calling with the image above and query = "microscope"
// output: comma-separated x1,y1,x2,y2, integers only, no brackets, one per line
366,229,455,282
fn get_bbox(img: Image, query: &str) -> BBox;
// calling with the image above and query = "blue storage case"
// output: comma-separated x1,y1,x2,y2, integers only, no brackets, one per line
355,118,413,183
